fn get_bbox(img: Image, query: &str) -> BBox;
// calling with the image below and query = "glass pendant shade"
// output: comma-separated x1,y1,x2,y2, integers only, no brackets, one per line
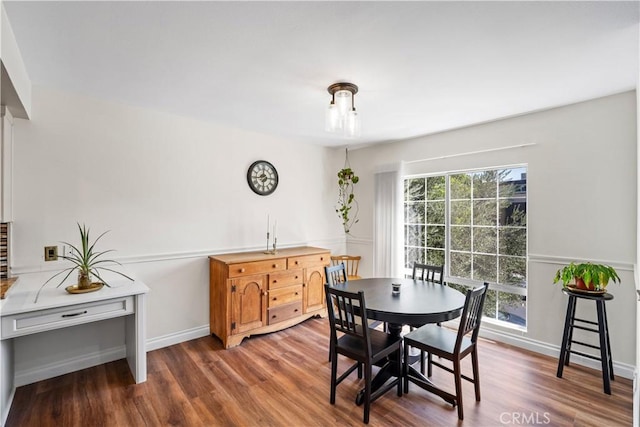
334,90,352,117
325,103,341,132
344,109,361,138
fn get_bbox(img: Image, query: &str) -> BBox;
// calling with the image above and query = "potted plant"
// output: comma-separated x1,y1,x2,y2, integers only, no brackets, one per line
553,262,620,291
35,223,133,302
336,148,359,234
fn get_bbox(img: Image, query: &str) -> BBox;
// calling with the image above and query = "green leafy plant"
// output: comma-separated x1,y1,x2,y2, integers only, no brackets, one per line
553,262,620,291
35,223,133,302
336,166,359,234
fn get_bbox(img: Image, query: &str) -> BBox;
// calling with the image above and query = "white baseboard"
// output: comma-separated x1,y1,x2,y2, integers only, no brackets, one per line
15,346,126,387
146,325,210,352
480,327,635,380
13,325,211,387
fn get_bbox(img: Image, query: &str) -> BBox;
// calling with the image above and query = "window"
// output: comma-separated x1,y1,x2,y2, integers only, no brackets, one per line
404,167,527,328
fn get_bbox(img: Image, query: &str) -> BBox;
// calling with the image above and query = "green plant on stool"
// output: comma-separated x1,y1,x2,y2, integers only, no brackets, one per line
553,262,620,291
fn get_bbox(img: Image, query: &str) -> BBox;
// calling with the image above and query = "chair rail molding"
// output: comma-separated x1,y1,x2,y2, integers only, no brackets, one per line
10,237,346,275
528,253,634,272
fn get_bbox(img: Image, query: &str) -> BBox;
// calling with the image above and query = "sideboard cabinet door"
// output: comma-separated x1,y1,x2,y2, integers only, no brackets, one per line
304,265,326,313
230,275,266,334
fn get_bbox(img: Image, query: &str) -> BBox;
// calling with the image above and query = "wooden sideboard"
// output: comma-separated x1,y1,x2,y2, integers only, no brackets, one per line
209,246,330,348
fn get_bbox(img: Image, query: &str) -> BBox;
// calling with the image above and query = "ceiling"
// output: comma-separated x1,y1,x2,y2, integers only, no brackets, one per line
3,1,639,148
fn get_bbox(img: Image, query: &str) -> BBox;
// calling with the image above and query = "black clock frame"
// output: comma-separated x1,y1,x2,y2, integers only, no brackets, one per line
247,160,279,196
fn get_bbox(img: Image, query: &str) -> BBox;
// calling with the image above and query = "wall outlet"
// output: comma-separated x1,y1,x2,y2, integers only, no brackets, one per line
44,246,58,261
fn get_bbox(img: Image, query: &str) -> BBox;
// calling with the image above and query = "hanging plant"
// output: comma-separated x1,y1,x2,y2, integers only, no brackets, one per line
336,148,359,234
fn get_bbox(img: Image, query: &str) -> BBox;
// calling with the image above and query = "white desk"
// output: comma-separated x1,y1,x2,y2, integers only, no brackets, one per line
0,273,149,426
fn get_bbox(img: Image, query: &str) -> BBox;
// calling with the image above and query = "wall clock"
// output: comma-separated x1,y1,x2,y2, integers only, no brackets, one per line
247,160,279,196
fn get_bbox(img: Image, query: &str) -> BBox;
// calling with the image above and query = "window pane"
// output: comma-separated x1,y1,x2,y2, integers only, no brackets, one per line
473,200,496,226
405,225,425,247
499,227,526,256
483,288,497,319
405,202,425,224
406,178,425,201
451,252,471,279
450,200,471,225
427,225,445,249
498,292,526,327
450,226,471,251
450,173,471,199
473,227,496,253
446,282,469,295
498,256,526,285
473,254,497,282
426,201,445,224
426,176,445,200
500,200,527,226
473,171,498,198
499,168,527,198
405,247,425,269
427,249,445,266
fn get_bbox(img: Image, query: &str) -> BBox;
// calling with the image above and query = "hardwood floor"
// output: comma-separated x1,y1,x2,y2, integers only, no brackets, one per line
7,317,633,426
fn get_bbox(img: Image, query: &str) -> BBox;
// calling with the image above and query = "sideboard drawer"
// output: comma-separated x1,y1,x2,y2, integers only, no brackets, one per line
288,253,330,269
1,296,134,338
269,270,303,289
228,259,287,277
268,301,302,325
268,285,303,308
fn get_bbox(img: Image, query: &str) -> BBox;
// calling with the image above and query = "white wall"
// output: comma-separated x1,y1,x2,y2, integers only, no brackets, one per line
348,91,638,370
0,2,31,119
9,85,347,382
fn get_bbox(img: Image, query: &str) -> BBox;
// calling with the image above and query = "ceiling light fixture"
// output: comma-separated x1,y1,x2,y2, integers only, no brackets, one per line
325,82,361,138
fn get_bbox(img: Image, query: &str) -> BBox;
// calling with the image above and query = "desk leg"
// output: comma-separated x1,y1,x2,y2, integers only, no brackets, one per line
1,339,14,427
125,293,147,384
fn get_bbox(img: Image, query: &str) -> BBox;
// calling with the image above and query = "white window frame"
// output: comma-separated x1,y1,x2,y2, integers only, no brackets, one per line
403,164,528,329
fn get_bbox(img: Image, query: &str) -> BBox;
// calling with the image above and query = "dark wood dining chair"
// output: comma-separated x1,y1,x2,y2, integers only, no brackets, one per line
324,263,348,362
325,263,347,285
412,263,444,284
402,282,489,420
410,263,445,373
325,284,402,424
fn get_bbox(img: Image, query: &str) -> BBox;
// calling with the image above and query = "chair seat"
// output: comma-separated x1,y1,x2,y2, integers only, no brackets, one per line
347,274,362,281
337,328,402,360
404,324,473,356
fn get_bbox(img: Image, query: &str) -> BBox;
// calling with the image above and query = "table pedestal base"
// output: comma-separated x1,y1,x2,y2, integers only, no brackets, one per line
355,323,438,406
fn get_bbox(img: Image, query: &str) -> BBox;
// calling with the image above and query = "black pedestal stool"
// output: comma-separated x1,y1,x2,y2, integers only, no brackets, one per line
556,288,614,394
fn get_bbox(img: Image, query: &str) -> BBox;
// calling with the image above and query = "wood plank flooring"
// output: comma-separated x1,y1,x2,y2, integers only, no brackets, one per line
6,317,633,426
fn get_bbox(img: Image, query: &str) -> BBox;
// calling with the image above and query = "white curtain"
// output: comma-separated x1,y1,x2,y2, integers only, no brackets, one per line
373,163,404,277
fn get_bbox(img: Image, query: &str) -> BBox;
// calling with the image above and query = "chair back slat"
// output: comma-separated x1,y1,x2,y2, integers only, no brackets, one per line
325,263,347,285
412,263,444,284
324,284,371,355
455,282,489,352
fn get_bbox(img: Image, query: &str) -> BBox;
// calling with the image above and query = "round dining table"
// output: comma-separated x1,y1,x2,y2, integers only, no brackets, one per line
332,277,466,405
